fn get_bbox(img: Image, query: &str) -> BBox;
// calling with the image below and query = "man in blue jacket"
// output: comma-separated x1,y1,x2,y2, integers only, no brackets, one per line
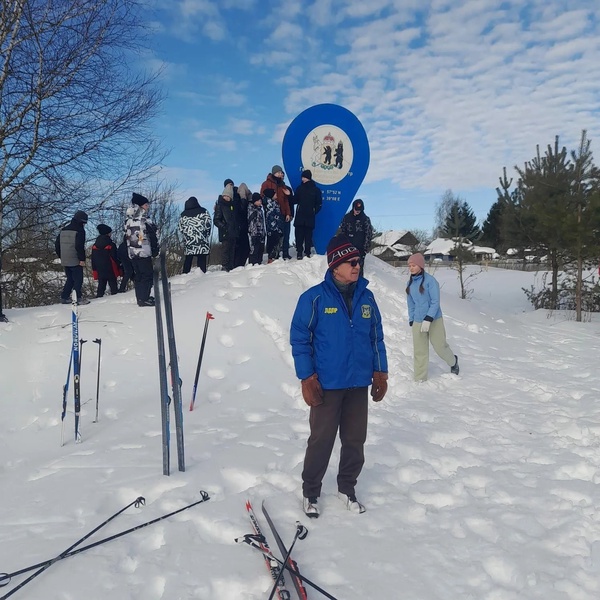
290,234,388,517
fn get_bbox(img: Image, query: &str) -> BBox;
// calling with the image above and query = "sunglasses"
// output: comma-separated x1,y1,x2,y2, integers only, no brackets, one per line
345,259,360,267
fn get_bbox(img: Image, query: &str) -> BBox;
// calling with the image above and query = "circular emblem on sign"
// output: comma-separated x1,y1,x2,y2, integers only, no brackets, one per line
301,125,354,186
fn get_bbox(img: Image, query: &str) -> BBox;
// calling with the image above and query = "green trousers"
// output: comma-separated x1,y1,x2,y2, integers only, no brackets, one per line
411,317,455,381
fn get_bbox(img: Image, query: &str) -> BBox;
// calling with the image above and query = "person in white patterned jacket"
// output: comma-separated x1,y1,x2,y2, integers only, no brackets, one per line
178,196,212,274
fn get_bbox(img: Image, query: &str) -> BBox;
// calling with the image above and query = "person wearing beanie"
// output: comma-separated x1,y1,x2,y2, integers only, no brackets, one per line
290,233,388,518
406,253,459,381
125,193,159,306
338,198,374,276
178,196,212,274
247,192,266,265
213,183,240,272
293,168,322,260
55,210,90,305
131,192,150,207
74,210,89,224
260,164,292,259
91,224,121,297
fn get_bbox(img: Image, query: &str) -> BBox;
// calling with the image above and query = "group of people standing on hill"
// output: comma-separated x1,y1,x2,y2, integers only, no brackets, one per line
208,165,323,272
55,192,156,307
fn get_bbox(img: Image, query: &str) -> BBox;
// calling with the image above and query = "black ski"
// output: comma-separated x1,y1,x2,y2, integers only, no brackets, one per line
245,500,291,600
262,502,309,599
153,258,171,476
159,251,185,472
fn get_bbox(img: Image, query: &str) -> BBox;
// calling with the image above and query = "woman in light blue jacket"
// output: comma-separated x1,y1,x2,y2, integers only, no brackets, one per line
406,253,459,381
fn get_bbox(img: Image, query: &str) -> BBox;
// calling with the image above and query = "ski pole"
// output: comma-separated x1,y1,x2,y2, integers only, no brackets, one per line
0,497,145,596
0,492,209,590
190,312,214,411
79,338,87,369
92,338,102,422
268,522,307,600
262,502,308,600
236,534,338,600
60,348,74,447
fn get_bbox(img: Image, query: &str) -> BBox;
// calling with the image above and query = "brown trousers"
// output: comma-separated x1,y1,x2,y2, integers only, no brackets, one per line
301,387,368,498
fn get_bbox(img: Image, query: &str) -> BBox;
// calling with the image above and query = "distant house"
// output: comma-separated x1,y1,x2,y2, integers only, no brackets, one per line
424,238,497,261
371,230,420,261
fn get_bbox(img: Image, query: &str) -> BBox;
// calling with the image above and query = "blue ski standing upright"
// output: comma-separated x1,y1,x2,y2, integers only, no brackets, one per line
71,290,82,443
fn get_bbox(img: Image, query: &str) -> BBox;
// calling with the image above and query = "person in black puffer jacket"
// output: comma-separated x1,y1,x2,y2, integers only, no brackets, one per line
338,199,374,275
213,183,240,272
234,183,251,268
293,169,322,259
91,224,122,297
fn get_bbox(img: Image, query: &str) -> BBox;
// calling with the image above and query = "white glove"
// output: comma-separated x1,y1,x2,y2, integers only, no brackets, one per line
420,320,431,333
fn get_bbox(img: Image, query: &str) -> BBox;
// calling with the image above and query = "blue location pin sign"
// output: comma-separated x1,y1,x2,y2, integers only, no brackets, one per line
282,104,370,254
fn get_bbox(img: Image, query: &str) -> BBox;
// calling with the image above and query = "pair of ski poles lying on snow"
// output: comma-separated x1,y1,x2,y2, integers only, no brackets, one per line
0,491,210,599
236,526,339,600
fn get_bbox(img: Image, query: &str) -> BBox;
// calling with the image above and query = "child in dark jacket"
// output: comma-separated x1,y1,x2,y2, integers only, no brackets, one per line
247,192,266,265
117,235,134,292
92,224,122,297
263,188,283,263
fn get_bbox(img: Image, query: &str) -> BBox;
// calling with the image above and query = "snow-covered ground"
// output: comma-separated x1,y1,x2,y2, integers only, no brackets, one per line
1,257,599,600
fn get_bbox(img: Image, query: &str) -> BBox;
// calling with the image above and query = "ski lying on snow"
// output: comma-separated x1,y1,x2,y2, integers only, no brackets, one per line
245,499,291,600
262,501,309,600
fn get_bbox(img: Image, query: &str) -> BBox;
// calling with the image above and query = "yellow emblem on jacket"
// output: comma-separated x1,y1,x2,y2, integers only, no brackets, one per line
324,307,338,314
361,305,371,319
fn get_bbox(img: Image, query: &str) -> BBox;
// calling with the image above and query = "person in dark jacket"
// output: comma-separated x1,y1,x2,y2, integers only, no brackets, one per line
55,210,90,305
117,236,134,292
125,193,159,307
263,188,283,263
247,192,266,265
234,183,251,268
293,169,322,260
260,165,292,259
91,224,121,297
338,199,374,275
281,172,294,260
179,196,212,273
213,183,240,272
290,234,388,518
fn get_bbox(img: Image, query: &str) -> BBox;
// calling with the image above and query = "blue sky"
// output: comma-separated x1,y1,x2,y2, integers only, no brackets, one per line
145,0,600,234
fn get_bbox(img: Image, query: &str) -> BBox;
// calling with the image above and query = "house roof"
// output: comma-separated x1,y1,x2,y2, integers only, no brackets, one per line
425,238,496,256
372,230,411,247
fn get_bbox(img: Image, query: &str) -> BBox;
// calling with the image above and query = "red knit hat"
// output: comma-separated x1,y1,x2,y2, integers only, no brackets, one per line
326,234,360,270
